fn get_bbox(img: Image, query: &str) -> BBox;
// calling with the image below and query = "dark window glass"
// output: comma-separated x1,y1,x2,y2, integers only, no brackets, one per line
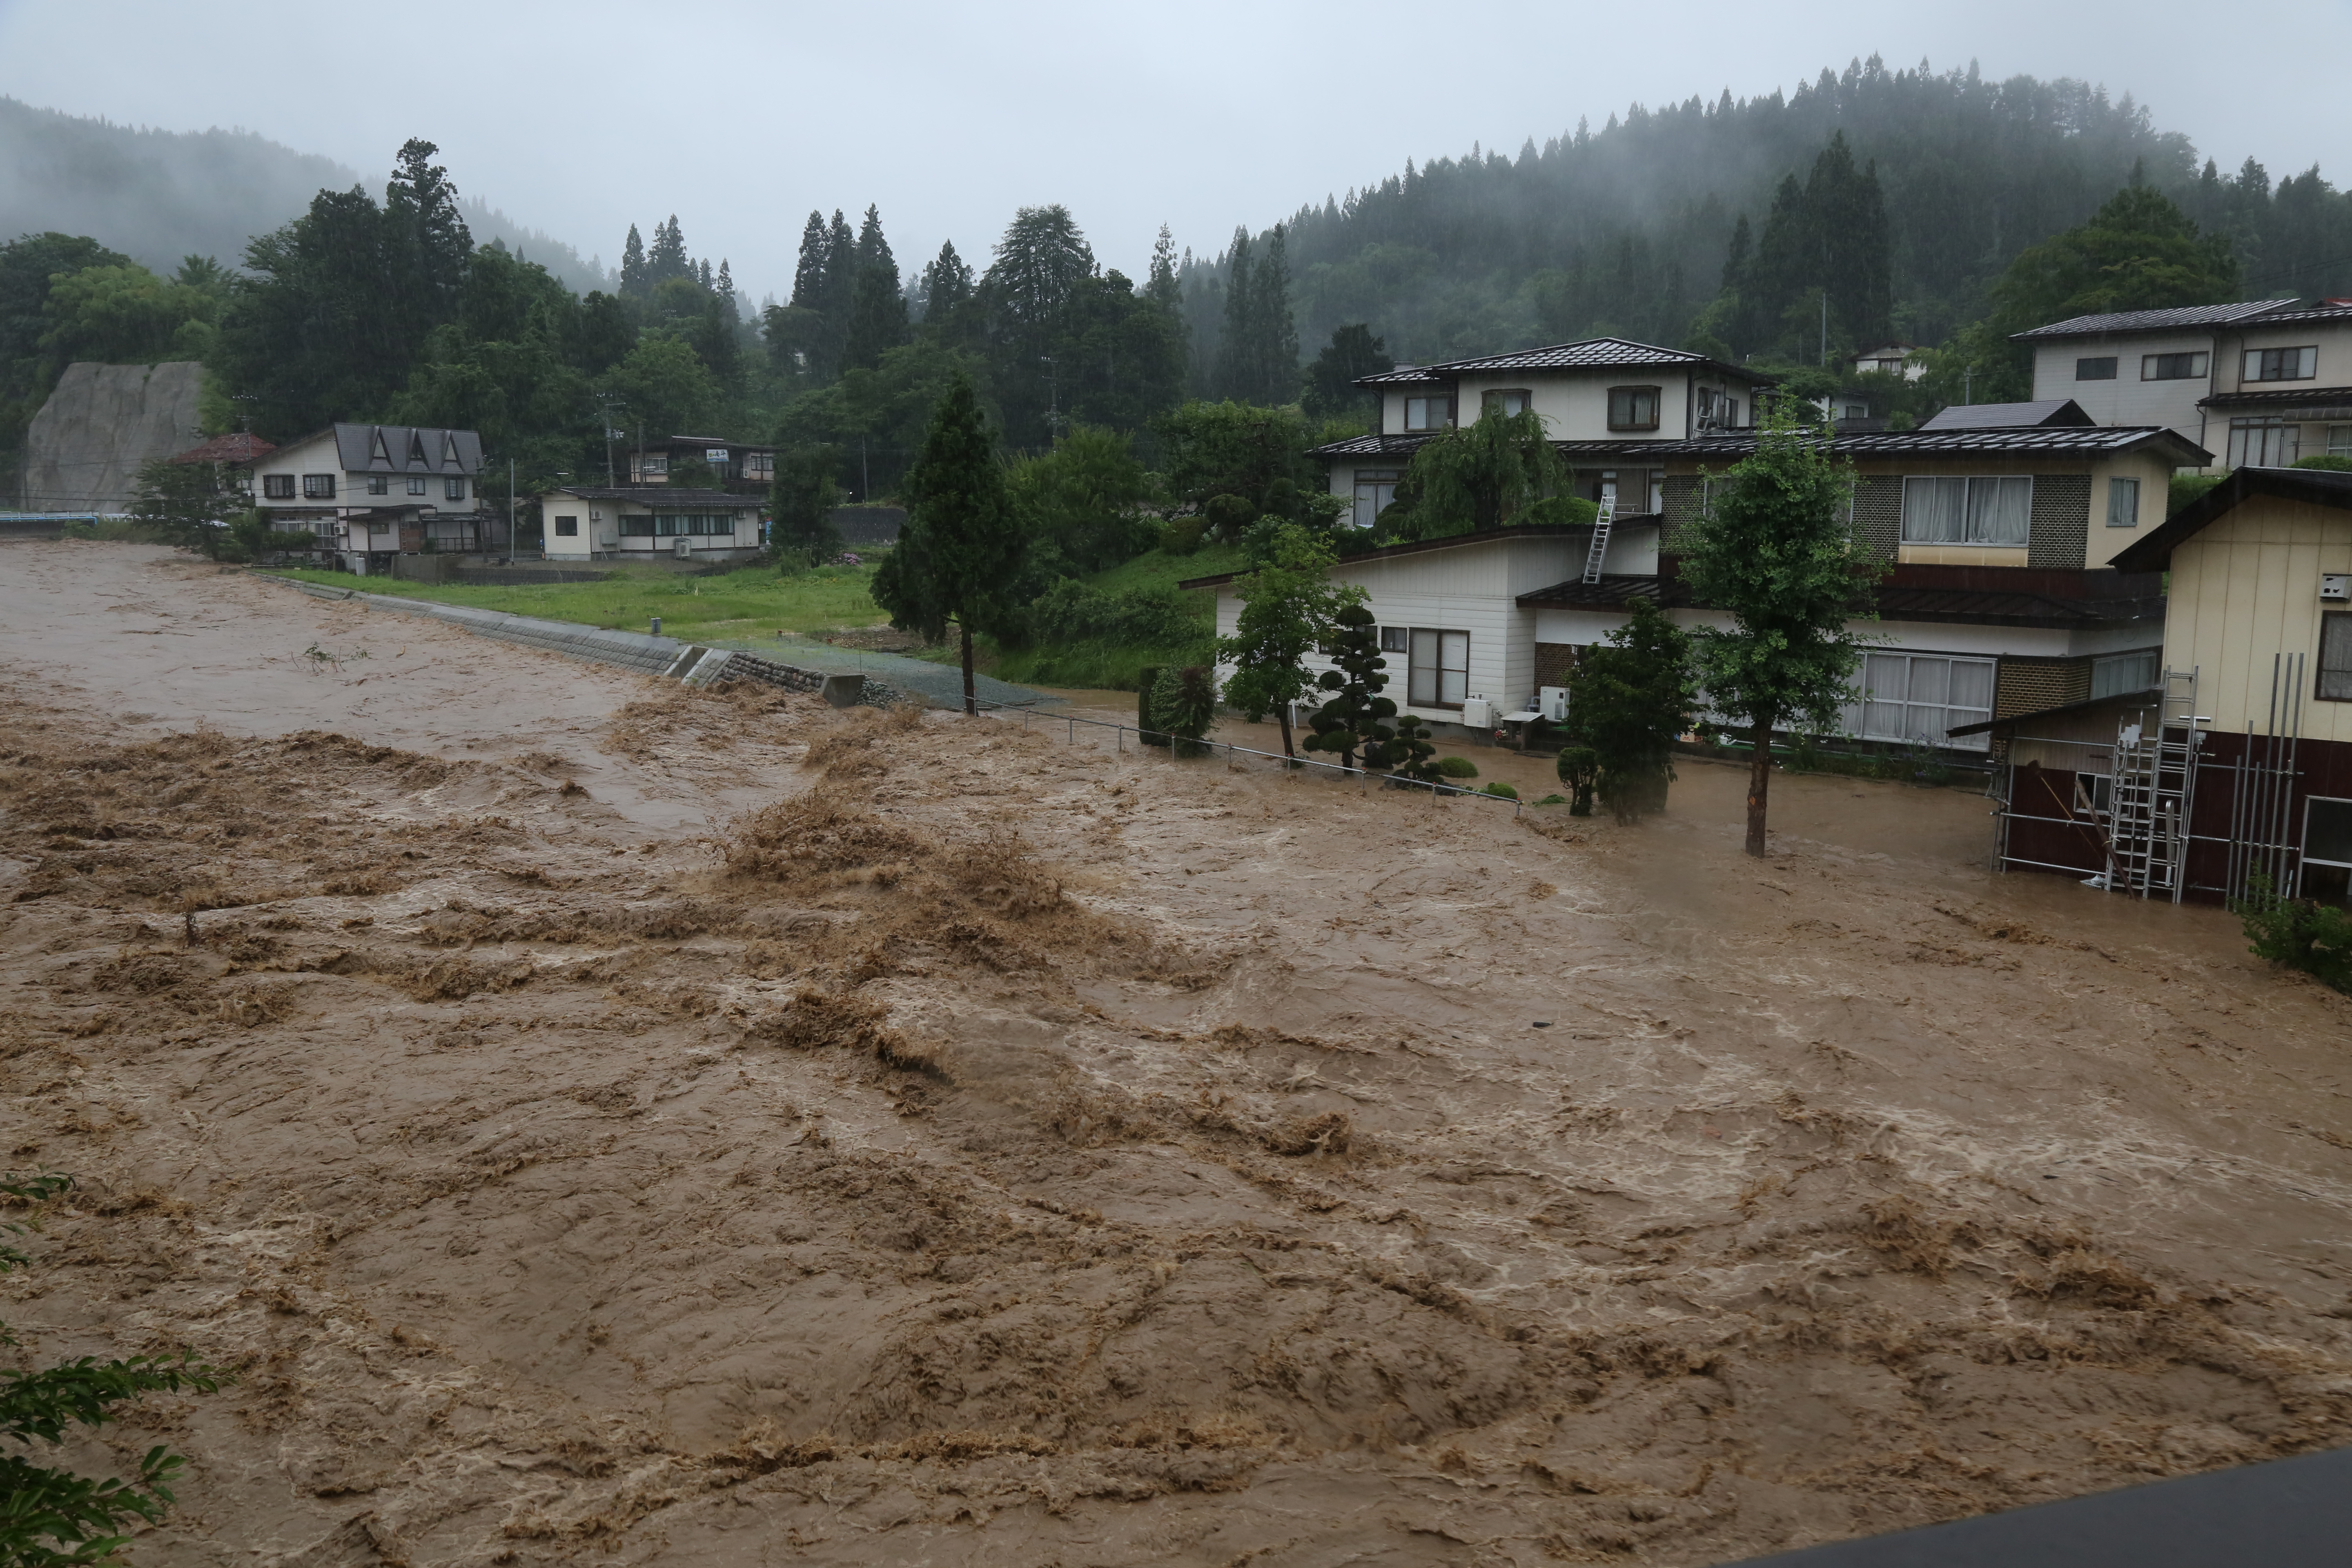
1607,386,1662,431
2321,611,2352,702
2142,352,2209,380
2076,356,2118,381
263,474,294,499
301,474,335,499
367,475,388,495
554,516,579,537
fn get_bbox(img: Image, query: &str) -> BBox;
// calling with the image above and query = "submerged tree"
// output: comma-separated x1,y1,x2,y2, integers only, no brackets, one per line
871,374,1026,715
1677,400,1876,856
1559,599,1702,823
1216,523,1363,757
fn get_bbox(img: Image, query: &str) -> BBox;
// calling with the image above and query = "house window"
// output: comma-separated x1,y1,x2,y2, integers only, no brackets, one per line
1403,396,1454,432
1900,475,2033,546
621,513,739,538
445,477,466,501
742,452,774,480
1842,652,1994,753
408,476,427,495
1483,389,1532,418
1352,469,1402,529
2091,649,2160,698
2321,611,2352,702
2076,356,2118,381
301,474,336,499
367,475,388,495
554,515,579,537
2244,346,2318,382
1407,629,1470,708
1607,385,1662,431
2329,424,2351,456
2105,476,2141,528
1377,626,1408,654
2142,352,2208,380
1647,470,1664,514
263,474,295,499
2228,417,2301,468
619,514,654,536
2306,797,2352,905
639,454,669,477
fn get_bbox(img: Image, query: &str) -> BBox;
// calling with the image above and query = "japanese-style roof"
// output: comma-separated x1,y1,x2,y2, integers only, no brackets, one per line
1946,685,2164,737
2110,465,2352,572
1632,425,2210,463
2198,384,2352,417
2009,301,2289,341
540,486,760,507
1918,398,2094,430
1519,565,2165,630
1355,336,1771,388
1310,432,1438,458
167,432,276,466
650,434,776,452
1176,522,1594,590
1354,366,1451,387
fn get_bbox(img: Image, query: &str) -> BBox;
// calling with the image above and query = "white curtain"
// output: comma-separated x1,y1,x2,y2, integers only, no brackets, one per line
1902,477,1967,542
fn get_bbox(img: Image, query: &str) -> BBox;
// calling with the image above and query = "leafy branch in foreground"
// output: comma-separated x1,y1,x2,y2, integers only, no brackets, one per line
1,1174,223,1567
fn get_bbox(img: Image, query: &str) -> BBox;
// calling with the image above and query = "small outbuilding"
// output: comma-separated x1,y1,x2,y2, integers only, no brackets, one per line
537,486,764,564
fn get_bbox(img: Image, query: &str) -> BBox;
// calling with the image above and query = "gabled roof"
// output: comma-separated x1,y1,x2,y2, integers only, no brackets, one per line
168,432,276,466
1918,398,2094,431
541,486,760,507
2010,301,2289,341
1356,336,1771,388
2110,465,2352,572
1625,425,2211,464
313,423,483,475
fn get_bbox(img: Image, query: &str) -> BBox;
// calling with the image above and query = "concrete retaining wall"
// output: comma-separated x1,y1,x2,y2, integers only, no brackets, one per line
265,576,911,707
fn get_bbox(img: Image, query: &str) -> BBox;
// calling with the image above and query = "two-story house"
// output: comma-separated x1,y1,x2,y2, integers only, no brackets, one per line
625,434,776,493
2014,298,2352,468
1199,352,2206,757
252,423,487,572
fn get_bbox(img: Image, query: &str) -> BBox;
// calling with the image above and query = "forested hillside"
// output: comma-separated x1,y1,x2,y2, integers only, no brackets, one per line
1182,57,2352,373
0,98,608,293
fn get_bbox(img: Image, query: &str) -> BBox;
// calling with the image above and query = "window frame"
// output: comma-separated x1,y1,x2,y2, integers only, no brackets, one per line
1351,469,1403,530
2105,475,2142,528
2320,610,2352,703
2305,795,2352,869
2090,648,2160,699
301,473,336,499
366,475,389,496
2075,356,2118,381
1899,474,2035,547
553,515,579,538
445,476,466,502
1376,626,1409,654
1481,388,1534,418
2228,417,2303,469
407,476,427,496
2244,345,2319,383
1840,650,1996,753
2141,351,2209,381
1402,395,1455,433
262,473,295,499
1404,627,1471,709
1606,385,1663,432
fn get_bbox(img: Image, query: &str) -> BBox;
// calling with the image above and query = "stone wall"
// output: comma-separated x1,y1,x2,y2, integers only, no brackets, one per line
20,361,205,511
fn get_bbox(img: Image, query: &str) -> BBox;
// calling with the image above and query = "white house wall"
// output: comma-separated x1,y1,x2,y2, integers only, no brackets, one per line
2030,333,2216,453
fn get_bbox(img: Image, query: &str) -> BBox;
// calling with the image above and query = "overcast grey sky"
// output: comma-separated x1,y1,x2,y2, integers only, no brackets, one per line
2,0,2344,302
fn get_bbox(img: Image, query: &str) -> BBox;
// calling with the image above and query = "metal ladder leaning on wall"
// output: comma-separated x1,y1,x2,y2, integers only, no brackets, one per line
1580,493,1617,584
2104,669,2200,901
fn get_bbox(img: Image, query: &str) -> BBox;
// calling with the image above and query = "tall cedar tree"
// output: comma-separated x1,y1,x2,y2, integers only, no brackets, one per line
1215,227,1297,405
1302,323,1393,422
1300,604,1397,771
769,444,845,563
842,206,909,372
1559,598,1701,823
871,375,1025,713
619,224,648,297
980,205,1096,446
1677,400,1876,855
1216,523,1363,757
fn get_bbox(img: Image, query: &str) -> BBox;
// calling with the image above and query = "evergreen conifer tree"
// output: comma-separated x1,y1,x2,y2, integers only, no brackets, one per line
1146,224,1183,314
1252,224,1298,403
770,443,845,563
1216,229,1255,401
621,223,648,298
871,375,1027,714
648,216,689,287
1299,605,1396,772
790,212,829,307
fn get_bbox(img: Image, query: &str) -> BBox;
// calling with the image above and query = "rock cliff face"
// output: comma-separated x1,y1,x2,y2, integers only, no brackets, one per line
19,361,205,511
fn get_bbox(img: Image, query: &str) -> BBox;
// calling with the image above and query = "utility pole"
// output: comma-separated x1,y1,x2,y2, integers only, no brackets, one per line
1820,293,1828,367
507,456,515,559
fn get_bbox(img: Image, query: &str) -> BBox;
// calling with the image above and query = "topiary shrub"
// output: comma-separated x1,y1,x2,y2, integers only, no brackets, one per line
1203,493,1257,539
1386,709,1443,784
1160,516,1208,556
1434,755,1478,779
1481,781,1519,799
1136,664,1169,747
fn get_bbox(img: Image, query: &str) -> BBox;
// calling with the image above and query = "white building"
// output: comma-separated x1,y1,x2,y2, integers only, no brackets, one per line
252,423,489,571
538,485,763,564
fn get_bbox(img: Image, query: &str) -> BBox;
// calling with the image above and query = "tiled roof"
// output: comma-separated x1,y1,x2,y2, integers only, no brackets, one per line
2009,301,2286,341
1520,568,2165,629
543,486,760,506
1309,433,1437,457
1639,426,2209,461
1355,337,1771,387
1356,366,1451,387
168,432,276,466
2198,384,2352,415
1918,398,2093,430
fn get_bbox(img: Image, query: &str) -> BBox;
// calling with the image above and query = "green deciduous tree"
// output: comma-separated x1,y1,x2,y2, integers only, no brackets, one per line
598,336,720,445
1677,401,1877,856
1300,604,1396,771
770,444,845,563
38,264,217,366
1005,425,1156,579
1558,599,1701,823
871,374,1027,714
1215,523,1363,757
0,1173,223,1567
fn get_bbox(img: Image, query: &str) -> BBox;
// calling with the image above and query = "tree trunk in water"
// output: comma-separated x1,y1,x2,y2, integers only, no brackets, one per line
1276,704,1295,758
1745,717,1773,857
960,624,976,717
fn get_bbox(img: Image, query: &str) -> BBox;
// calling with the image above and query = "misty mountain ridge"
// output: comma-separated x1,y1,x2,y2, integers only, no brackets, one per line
0,97,611,294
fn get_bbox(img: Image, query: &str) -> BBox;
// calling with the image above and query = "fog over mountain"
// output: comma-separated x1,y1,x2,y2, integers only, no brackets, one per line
0,98,610,293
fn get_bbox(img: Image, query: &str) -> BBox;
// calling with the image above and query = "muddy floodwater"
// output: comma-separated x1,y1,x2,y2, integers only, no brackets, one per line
3,541,2349,1567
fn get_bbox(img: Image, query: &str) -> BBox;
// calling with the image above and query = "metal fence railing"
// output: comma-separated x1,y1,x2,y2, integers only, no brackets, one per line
974,698,1528,816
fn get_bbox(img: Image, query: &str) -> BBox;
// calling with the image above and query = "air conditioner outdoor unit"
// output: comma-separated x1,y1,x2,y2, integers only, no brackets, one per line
1460,697,1495,730
673,535,693,558
2323,574,2350,602
1539,686,1570,722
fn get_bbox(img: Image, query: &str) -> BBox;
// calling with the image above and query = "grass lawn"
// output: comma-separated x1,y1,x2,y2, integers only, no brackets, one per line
935,541,1250,692
268,563,889,645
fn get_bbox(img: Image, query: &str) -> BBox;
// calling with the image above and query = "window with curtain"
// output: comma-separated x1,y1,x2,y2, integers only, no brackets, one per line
1352,470,1401,529
1607,386,1662,431
1404,396,1454,432
1407,629,1470,707
2244,346,2318,382
2228,418,2302,468
1482,389,1532,417
2321,612,2352,703
2105,476,2141,528
2091,649,2160,698
1838,652,1995,752
1901,476,2032,545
